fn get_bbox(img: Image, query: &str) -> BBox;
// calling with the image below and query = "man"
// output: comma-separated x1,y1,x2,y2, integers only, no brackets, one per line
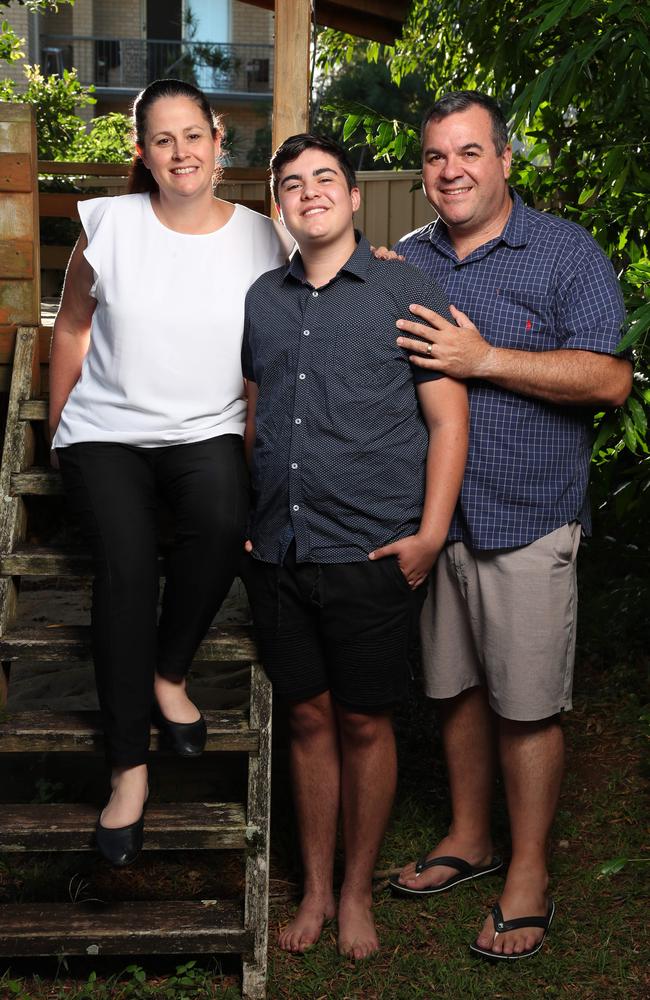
242,134,468,959
389,91,632,960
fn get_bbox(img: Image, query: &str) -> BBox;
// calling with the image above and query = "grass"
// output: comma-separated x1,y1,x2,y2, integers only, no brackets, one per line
1,538,648,999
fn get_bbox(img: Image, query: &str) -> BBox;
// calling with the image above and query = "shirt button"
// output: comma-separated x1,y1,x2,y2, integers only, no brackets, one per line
291,462,298,469
303,329,310,336
295,418,302,424
292,504,300,511
312,290,318,297
298,373,306,380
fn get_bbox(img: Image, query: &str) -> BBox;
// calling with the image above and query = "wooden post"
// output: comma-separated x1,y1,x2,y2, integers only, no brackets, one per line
271,0,311,155
0,103,40,709
242,663,273,1000
0,104,40,334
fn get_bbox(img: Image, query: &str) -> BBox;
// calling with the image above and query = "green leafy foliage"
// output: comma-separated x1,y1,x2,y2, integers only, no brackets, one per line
318,1,650,509
314,31,428,169
69,112,133,163
0,64,132,162
0,0,74,63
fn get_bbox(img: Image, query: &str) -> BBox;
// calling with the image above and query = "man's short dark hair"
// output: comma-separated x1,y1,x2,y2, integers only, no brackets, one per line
270,133,357,205
421,91,509,155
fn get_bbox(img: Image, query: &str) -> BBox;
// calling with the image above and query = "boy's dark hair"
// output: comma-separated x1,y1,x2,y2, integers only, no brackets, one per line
421,91,509,155
270,133,357,205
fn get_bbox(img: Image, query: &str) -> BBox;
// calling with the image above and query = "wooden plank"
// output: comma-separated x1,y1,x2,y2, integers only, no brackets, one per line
0,105,35,123
0,280,38,328
0,802,248,852
39,192,96,221
0,154,32,192
242,664,273,998
388,177,416,247
40,245,72,269
0,623,258,663
11,469,63,495
18,398,48,420
0,901,250,956
38,160,131,177
0,328,51,366
0,546,169,577
0,546,92,576
413,190,436,230
0,240,34,280
363,178,390,252
0,709,259,753
0,330,38,650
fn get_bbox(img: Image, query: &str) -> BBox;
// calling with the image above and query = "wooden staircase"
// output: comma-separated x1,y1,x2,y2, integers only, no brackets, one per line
0,327,272,998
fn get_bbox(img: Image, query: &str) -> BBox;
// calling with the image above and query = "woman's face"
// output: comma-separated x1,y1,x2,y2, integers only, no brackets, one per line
138,95,220,200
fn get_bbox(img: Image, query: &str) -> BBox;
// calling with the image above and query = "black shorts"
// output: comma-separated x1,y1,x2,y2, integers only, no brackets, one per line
243,543,426,712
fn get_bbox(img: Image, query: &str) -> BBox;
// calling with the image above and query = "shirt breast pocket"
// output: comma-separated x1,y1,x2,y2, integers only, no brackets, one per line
490,288,552,349
330,324,396,390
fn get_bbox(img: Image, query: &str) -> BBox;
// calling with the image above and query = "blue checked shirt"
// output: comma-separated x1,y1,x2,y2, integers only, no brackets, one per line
395,191,627,550
242,234,451,564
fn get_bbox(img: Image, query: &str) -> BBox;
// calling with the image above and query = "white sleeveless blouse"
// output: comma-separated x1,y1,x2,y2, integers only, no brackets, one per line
53,193,288,448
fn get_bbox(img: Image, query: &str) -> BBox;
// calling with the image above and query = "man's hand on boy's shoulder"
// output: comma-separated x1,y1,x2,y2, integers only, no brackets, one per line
368,532,442,590
370,245,405,262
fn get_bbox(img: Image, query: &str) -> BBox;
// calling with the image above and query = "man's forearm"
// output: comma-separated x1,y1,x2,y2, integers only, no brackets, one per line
476,347,633,408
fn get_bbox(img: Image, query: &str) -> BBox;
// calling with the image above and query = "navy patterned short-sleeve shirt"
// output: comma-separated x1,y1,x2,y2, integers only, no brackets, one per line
395,191,627,550
242,234,452,564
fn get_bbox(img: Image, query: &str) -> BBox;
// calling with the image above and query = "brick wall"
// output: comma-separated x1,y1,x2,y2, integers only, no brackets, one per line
231,0,273,45
2,5,30,87
43,6,73,35
220,102,270,166
94,0,145,39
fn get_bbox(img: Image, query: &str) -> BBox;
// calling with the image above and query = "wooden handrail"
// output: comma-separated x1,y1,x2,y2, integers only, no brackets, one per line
38,161,269,182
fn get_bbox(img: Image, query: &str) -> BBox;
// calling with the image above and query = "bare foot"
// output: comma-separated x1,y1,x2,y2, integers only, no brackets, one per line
278,892,336,953
100,764,148,829
154,672,201,724
474,863,550,957
337,892,379,960
396,832,495,891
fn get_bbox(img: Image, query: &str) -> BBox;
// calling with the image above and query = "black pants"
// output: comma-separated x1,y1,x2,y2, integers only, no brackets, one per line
58,435,249,766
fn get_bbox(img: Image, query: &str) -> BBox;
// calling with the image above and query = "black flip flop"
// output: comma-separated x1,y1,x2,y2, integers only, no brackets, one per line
389,854,504,897
469,899,556,960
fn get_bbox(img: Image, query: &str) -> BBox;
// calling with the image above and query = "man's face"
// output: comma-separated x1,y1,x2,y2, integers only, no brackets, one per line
421,106,512,235
276,148,360,247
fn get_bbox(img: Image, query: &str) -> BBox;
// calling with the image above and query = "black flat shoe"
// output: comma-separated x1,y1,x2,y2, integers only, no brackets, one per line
153,703,207,757
95,813,144,867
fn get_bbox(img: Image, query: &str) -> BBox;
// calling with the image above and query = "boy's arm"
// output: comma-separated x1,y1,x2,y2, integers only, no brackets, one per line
369,376,469,589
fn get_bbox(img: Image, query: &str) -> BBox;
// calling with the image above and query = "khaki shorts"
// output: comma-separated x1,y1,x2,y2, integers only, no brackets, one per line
421,522,581,721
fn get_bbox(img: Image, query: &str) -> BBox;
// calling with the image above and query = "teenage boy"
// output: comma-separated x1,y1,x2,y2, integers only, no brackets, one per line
241,134,468,959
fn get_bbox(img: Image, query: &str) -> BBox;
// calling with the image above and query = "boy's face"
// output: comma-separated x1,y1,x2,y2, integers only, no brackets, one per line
276,148,360,247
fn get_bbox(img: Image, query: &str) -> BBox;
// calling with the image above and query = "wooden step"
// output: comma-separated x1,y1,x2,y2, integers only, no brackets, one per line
18,399,47,421
0,900,249,956
0,545,91,576
0,545,167,577
0,623,257,662
0,802,248,852
11,469,63,495
0,710,259,753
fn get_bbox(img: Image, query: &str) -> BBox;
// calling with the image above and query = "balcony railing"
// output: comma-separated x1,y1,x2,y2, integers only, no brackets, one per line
40,36,274,96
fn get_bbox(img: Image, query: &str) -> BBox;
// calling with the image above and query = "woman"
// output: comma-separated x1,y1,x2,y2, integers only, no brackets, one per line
49,78,292,866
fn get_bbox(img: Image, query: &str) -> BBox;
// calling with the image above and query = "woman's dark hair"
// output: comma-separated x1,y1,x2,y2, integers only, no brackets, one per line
128,78,224,194
270,133,357,205
420,91,509,155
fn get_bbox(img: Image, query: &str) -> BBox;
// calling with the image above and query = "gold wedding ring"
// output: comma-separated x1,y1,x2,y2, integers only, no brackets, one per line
426,343,433,356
